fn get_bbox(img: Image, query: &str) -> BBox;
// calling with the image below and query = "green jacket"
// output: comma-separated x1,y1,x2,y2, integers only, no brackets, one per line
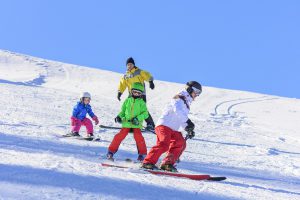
118,97,149,128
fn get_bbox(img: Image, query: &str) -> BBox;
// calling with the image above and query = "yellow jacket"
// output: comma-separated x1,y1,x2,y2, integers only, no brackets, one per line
118,66,153,94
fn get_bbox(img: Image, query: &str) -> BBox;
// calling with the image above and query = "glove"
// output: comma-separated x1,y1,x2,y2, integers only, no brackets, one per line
71,117,80,126
149,81,155,90
131,117,139,126
185,119,195,133
117,92,122,101
92,116,99,125
186,130,195,139
115,116,122,123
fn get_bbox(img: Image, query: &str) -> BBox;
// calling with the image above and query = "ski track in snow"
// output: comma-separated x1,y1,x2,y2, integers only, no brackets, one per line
213,96,267,116
0,50,300,200
208,96,281,130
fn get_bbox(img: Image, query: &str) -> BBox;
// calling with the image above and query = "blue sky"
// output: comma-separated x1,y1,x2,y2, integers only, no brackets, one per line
1,0,299,98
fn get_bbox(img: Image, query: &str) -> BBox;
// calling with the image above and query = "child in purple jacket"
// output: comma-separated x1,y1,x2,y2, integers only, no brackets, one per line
70,92,99,138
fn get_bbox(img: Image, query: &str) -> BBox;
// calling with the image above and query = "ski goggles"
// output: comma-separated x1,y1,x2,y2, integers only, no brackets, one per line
131,89,143,96
192,87,202,96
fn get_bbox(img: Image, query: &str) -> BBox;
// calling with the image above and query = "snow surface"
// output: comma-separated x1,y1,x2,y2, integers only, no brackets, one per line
0,50,299,200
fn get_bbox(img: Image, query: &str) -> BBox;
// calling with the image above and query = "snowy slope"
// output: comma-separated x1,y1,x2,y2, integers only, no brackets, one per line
0,50,299,200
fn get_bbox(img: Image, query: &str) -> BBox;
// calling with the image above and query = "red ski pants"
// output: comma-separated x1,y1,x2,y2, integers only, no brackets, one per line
108,128,147,155
143,125,186,165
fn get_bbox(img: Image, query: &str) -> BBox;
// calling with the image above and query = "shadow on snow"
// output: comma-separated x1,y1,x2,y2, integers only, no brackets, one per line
0,75,46,87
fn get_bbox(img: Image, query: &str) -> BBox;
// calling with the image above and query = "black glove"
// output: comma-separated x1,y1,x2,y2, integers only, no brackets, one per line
115,116,122,123
131,117,139,126
185,119,195,132
149,81,155,90
186,130,195,139
117,92,122,101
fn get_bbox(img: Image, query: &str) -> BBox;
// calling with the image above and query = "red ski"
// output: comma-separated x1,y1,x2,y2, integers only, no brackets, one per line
101,163,226,181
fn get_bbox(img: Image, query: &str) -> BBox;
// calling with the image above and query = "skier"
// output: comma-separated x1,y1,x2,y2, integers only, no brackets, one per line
117,57,155,131
107,82,149,161
69,92,99,138
142,81,202,172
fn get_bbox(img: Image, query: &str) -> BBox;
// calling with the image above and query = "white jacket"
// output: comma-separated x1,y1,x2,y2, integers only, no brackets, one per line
156,90,193,132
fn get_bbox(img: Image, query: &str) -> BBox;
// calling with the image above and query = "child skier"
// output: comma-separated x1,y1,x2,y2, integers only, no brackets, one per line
69,92,99,138
142,81,202,172
107,82,149,161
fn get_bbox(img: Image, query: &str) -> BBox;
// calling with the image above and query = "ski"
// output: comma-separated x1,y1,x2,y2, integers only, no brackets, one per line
76,137,101,142
62,133,101,142
99,125,124,130
99,125,151,133
101,162,226,181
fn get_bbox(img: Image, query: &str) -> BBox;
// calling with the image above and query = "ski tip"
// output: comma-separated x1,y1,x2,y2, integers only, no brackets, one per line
207,177,227,181
61,134,73,137
83,137,94,141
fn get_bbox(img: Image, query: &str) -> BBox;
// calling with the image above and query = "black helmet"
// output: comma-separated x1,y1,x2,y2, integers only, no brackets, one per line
186,81,202,96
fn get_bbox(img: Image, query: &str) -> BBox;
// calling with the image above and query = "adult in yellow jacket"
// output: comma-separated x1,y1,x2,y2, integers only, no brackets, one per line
117,57,155,130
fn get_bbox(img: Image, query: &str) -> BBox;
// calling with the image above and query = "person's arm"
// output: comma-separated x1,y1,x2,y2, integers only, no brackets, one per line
118,77,127,94
86,105,95,118
117,77,128,101
118,98,128,120
72,103,80,118
173,98,189,125
140,70,154,82
141,70,155,89
87,105,99,125
136,101,149,121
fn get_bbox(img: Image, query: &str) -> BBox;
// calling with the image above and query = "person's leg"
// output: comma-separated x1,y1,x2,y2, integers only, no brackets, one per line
108,128,130,153
71,118,82,134
82,118,93,134
176,139,187,162
162,131,185,165
143,125,172,164
133,128,147,155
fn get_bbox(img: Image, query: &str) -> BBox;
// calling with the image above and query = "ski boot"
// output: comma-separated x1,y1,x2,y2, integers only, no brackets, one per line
106,151,114,161
160,164,178,172
87,132,94,137
70,131,80,137
137,154,145,162
86,133,94,138
81,133,94,141
141,163,158,170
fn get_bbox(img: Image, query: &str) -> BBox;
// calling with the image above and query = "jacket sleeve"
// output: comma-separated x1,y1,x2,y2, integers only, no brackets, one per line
136,101,149,121
172,99,189,127
86,105,95,118
140,70,154,82
118,76,127,93
72,104,80,118
118,99,128,120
